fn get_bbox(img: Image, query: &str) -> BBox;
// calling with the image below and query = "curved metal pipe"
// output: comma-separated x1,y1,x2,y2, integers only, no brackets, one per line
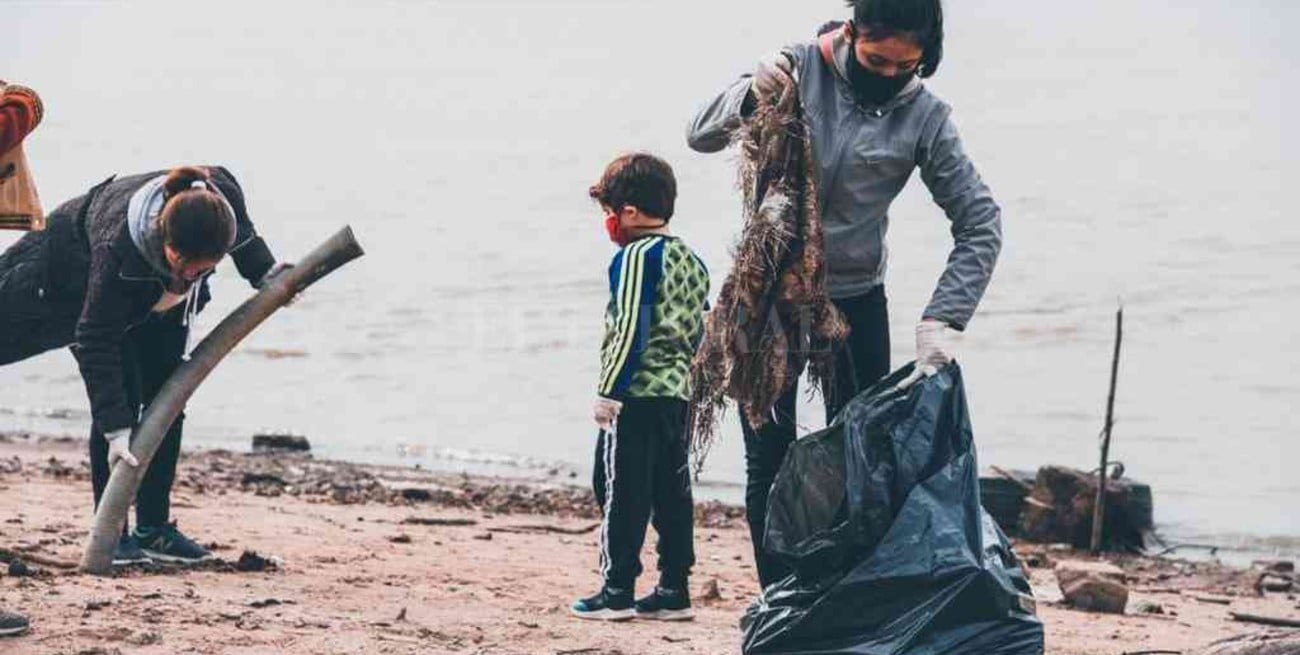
81,226,365,574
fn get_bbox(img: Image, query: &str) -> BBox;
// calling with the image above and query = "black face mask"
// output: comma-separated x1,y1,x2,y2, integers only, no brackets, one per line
844,48,914,107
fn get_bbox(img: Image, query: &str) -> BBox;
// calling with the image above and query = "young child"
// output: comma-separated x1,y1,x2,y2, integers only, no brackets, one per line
572,153,709,622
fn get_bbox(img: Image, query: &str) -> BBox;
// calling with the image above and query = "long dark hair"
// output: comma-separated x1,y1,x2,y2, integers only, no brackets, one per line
159,166,236,261
845,0,944,78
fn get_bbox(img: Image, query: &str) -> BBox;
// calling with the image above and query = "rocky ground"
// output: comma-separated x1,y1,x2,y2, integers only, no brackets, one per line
0,432,1296,654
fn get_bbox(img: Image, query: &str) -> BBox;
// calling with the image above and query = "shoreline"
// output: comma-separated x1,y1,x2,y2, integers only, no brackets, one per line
1,432,1297,654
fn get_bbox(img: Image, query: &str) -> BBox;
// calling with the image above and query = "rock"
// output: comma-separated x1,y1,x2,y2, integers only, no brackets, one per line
1056,560,1128,614
1258,575,1293,593
1061,576,1128,614
0,456,21,474
251,433,311,453
400,488,434,502
127,630,162,646
1134,600,1165,614
472,532,493,541
248,598,286,608
699,578,722,602
7,559,31,577
234,550,278,572
1252,560,1295,574
388,534,412,544
240,472,288,487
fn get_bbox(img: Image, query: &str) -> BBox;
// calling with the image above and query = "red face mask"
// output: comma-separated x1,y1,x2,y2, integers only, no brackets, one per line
604,212,630,246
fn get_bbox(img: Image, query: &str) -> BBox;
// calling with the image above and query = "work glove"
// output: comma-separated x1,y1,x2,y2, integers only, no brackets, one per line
898,319,955,389
105,428,139,468
593,397,623,432
751,51,795,105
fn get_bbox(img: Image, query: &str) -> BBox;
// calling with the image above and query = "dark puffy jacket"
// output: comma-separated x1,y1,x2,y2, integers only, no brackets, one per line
0,167,275,432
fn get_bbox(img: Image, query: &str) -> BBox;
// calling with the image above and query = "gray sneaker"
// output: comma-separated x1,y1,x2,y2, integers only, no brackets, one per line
0,608,30,637
135,523,213,564
112,534,151,566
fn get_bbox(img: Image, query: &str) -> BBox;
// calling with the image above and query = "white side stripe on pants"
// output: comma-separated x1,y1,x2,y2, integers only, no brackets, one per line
599,422,618,583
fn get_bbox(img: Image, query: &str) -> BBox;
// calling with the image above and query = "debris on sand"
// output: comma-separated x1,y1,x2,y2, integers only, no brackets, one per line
251,433,312,453
235,550,279,573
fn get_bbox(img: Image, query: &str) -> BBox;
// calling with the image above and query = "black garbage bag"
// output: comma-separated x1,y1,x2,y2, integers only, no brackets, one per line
741,362,1044,655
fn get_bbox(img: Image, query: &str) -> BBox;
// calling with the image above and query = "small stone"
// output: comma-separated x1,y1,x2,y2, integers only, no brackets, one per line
388,534,413,544
1059,574,1128,614
1134,600,1164,614
699,578,722,602
84,599,112,611
234,550,277,572
7,560,31,577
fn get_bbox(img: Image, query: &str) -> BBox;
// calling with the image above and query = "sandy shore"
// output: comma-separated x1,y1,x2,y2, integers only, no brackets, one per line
0,432,1296,655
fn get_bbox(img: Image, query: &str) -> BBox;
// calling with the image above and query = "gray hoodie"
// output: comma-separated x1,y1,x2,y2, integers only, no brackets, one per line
687,31,1001,331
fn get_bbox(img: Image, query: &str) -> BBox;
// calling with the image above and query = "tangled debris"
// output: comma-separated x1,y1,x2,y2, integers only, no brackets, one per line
689,78,847,471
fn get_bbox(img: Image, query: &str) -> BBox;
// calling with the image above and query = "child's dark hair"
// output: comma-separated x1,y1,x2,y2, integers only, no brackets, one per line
846,0,944,78
160,166,236,261
588,152,677,221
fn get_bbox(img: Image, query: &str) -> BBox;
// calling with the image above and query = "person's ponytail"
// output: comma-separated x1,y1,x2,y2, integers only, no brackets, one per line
158,166,236,261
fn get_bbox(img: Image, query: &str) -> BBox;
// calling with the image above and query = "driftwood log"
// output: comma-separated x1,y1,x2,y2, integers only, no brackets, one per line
1018,465,1153,551
1193,630,1300,655
80,227,364,574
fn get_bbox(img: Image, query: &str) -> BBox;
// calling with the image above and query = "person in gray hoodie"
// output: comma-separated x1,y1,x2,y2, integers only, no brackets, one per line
0,165,286,565
687,0,1002,588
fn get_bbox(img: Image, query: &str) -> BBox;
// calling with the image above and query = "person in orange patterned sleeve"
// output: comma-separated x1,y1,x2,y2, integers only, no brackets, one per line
0,80,45,230
0,80,44,155
0,79,36,640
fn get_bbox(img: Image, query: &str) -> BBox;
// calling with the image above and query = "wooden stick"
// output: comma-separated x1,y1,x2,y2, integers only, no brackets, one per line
80,227,365,575
0,546,78,570
1229,612,1300,628
487,523,601,536
1091,303,1123,554
401,517,478,527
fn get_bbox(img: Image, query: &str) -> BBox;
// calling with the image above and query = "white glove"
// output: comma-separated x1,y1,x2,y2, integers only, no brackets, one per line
898,319,955,389
105,428,139,468
592,397,623,432
257,262,299,304
751,51,795,104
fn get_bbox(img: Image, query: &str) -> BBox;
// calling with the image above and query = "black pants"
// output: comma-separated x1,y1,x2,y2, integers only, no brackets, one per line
592,397,695,591
88,312,188,533
742,286,891,588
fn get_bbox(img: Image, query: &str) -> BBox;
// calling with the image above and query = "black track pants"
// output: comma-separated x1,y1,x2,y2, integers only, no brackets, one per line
88,312,188,534
592,397,695,591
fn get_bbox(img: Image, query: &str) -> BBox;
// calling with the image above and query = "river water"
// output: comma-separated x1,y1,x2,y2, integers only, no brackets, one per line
3,0,1296,559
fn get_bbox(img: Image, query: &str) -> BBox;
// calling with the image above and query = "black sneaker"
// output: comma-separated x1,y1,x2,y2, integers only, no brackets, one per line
112,535,151,566
570,586,635,621
0,608,29,637
135,523,213,564
635,586,694,621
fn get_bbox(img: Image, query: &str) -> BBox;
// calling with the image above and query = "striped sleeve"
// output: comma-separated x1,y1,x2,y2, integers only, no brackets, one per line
597,237,665,399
